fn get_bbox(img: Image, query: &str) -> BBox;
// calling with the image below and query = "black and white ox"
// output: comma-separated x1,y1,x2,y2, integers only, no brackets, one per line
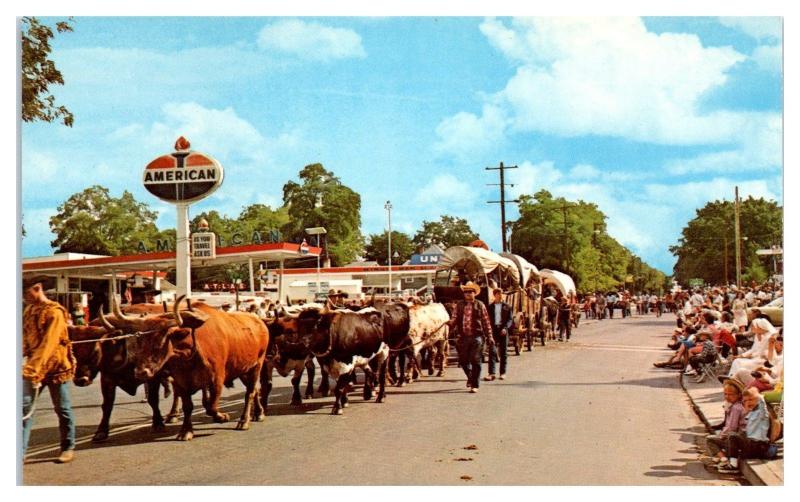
295,307,388,415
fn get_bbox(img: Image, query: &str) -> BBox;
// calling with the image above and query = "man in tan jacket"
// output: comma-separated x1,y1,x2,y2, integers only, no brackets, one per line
22,275,77,463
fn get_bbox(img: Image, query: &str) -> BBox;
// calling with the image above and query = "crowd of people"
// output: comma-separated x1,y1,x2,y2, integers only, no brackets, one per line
579,291,675,320
651,283,784,475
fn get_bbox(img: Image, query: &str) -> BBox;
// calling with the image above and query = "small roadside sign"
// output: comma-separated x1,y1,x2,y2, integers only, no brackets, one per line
192,232,216,259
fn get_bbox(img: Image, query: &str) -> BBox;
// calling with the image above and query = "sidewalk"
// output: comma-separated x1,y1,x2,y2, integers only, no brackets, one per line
680,374,784,486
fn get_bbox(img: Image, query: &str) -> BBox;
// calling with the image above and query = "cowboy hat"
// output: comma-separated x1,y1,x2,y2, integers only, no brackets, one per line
460,281,481,294
22,275,55,291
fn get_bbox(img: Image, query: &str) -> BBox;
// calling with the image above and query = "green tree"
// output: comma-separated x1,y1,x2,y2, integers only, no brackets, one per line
281,163,365,266
189,204,291,288
237,203,290,240
365,231,414,265
49,186,163,254
412,215,478,250
510,190,665,294
21,16,74,126
670,197,782,286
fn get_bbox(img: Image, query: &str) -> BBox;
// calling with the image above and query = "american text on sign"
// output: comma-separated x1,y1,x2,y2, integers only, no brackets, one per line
143,166,217,184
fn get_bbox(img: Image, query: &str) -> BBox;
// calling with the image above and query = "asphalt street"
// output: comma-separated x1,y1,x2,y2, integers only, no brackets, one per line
21,312,738,485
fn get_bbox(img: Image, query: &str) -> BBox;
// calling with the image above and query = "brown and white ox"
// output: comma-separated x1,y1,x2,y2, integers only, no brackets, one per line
100,297,269,441
402,302,450,382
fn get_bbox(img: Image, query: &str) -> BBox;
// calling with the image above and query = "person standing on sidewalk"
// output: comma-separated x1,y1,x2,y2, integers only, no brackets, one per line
22,275,77,463
485,288,513,381
447,282,495,393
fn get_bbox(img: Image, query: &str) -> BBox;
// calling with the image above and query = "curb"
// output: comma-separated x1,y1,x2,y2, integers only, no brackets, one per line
678,373,767,486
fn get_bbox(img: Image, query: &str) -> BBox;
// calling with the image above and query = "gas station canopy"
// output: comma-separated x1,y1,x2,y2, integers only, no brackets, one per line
22,242,321,277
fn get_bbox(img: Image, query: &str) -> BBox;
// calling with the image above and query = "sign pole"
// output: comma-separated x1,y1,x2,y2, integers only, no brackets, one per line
176,203,191,299
143,137,224,302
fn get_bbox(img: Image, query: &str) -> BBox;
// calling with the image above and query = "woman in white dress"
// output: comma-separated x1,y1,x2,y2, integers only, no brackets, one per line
732,291,748,332
727,318,777,376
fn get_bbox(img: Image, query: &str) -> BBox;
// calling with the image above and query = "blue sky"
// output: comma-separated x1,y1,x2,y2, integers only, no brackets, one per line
20,16,783,273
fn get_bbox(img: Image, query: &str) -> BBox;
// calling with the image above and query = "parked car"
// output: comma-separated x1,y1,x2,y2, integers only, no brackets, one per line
747,296,783,327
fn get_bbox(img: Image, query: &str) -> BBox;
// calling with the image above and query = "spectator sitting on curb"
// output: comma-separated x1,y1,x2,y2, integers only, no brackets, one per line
706,378,746,466
654,326,698,368
685,330,718,383
717,387,773,473
710,312,738,359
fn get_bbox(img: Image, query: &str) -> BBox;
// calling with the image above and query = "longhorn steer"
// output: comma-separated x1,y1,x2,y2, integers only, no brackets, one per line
103,298,269,441
296,308,388,415
404,303,450,380
69,301,187,442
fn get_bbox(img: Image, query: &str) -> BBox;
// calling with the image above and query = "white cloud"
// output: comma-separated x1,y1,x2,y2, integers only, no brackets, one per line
22,151,59,183
257,19,366,62
414,174,475,208
480,17,746,145
666,113,782,175
507,158,782,269
569,164,600,179
433,104,507,159
718,17,782,42
435,17,782,181
643,178,781,208
509,161,563,199
107,102,304,168
752,44,782,73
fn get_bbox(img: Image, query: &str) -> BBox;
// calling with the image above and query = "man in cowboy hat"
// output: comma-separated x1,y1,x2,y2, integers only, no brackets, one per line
327,289,344,308
21,275,77,463
446,281,495,393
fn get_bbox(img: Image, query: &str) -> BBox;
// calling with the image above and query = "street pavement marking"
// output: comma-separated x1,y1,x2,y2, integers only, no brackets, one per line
567,342,670,354
25,397,247,456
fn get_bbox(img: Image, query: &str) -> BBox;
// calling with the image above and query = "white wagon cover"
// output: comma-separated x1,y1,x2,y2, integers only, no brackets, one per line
437,246,520,286
539,269,576,296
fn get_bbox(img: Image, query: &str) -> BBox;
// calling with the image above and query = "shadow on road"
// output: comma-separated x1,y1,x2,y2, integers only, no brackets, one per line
643,425,721,482
504,374,679,390
24,385,324,455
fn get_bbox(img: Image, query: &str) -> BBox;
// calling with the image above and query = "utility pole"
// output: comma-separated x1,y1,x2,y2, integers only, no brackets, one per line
734,186,742,288
486,162,519,252
723,235,729,285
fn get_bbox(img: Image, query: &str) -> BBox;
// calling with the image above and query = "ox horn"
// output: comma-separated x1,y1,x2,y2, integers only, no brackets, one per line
162,301,168,313
173,295,186,327
112,297,136,322
98,306,116,330
185,297,194,311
